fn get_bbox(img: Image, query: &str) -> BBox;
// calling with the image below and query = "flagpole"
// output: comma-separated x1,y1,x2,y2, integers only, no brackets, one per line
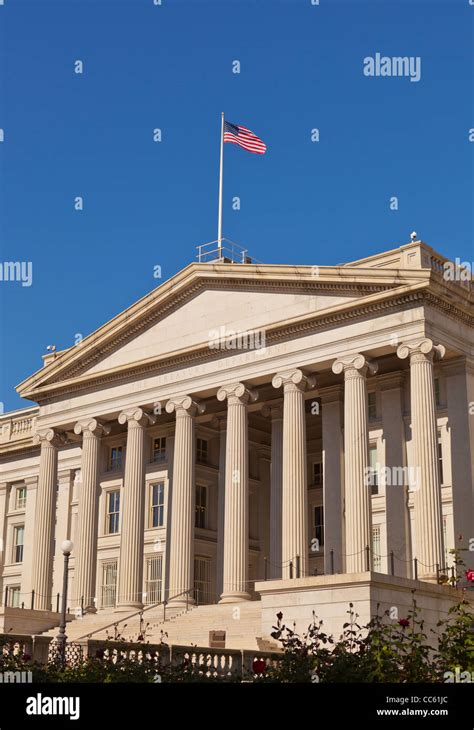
217,111,224,257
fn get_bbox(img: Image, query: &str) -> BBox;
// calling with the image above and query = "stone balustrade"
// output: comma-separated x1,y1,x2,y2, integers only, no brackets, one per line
0,410,38,445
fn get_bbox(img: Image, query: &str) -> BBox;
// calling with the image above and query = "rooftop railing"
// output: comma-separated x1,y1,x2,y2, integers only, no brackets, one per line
196,238,262,265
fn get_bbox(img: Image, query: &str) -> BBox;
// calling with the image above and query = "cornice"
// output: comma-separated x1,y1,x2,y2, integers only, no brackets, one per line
423,291,472,323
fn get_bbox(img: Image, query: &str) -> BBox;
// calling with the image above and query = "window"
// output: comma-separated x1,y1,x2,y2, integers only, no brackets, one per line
145,555,163,604
196,438,208,465
437,435,444,485
152,437,166,464
150,483,165,528
372,526,381,571
313,506,324,547
8,586,21,608
368,445,379,495
15,486,27,510
107,491,120,534
313,462,323,487
101,561,117,608
108,446,123,472
434,378,441,407
194,557,212,605
195,485,207,529
368,391,377,420
12,526,24,563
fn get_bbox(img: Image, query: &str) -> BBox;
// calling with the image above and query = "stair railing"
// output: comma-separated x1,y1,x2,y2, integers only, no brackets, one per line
76,588,194,641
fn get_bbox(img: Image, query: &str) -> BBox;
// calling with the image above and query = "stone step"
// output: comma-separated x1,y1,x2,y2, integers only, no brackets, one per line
40,601,269,650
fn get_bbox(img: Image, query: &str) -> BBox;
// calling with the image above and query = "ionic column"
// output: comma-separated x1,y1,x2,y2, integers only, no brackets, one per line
446,362,473,557
117,407,155,610
32,429,65,611
166,396,205,605
397,339,445,580
0,483,9,601
215,416,227,597
73,418,111,611
263,404,283,579
272,369,316,579
379,373,410,577
217,382,258,603
332,354,377,573
320,385,344,574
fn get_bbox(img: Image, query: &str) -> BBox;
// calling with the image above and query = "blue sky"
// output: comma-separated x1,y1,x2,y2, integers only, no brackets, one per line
0,0,472,412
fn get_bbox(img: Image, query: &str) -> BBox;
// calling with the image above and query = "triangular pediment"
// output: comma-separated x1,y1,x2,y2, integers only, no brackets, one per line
17,262,430,400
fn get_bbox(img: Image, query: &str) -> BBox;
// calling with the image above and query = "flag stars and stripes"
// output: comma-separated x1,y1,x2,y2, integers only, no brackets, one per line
223,121,267,154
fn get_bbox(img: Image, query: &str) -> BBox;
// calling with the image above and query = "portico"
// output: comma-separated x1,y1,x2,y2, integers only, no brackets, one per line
0,240,472,626
24,341,452,610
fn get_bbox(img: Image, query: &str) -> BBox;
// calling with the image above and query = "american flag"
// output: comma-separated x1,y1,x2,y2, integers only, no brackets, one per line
223,121,267,154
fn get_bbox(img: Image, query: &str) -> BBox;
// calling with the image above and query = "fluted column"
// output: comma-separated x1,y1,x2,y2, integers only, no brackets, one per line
166,396,205,605
215,416,227,598
332,354,377,573
263,404,283,579
320,385,345,574
0,483,8,598
32,429,65,611
397,339,445,580
217,382,257,603
73,418,111,610
117,407,155,610
379,373,410,577
272,369,316,579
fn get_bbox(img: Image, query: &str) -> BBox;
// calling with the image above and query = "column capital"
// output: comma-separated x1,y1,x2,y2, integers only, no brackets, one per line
217,382,258,405
332,353,378,377
272,368,316,392
33,428,66,447
165,395,206,417
118,407,156,428
397,338,446,363
74,418,111,437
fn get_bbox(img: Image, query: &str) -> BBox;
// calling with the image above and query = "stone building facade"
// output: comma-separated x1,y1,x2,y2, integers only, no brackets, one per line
0,240,472,631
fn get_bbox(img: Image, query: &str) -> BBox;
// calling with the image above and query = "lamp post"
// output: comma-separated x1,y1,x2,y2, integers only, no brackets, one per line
56,539,73,664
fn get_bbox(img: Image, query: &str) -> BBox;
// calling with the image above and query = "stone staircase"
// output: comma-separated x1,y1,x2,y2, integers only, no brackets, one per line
40,600,280,651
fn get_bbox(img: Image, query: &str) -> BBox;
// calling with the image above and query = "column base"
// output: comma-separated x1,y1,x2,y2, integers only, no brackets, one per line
418,573,439,584
114,602,143,613
83,604,97,614
219,591,252,604
168,596,195,608
74,604,97,616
